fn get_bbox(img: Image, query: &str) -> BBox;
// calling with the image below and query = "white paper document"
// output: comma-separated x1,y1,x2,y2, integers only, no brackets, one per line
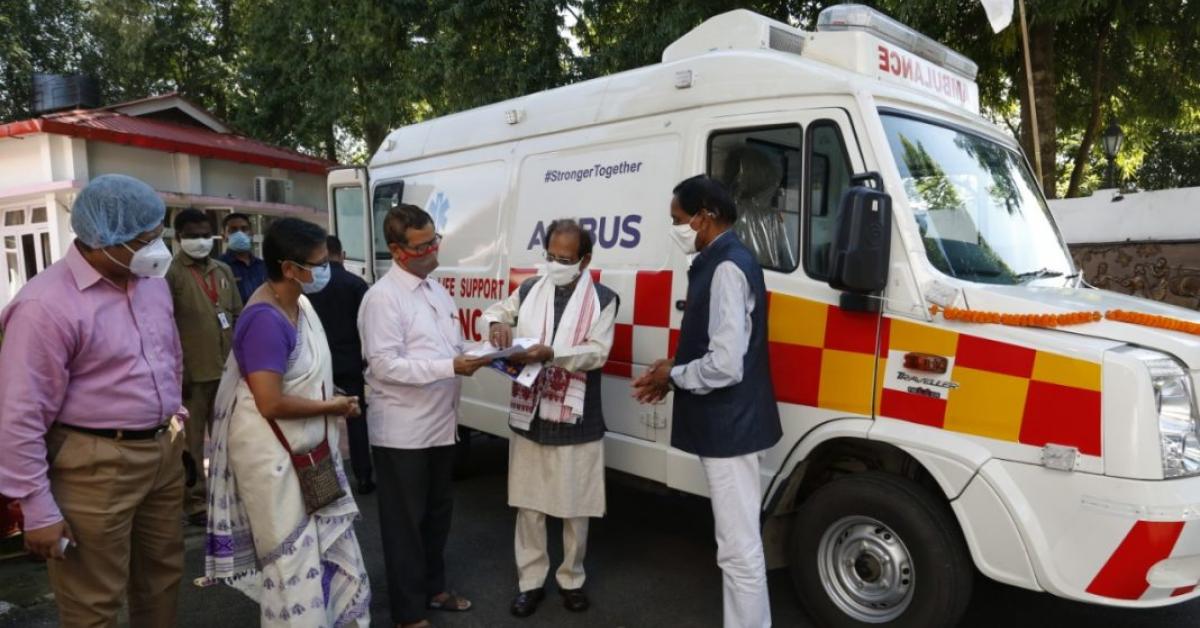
464,337,538,360
466,337,545,388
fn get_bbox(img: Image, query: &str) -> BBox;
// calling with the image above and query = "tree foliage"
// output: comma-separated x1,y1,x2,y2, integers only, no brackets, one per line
1,0,1200,192
870,0,1200,197
1136,130,1200,190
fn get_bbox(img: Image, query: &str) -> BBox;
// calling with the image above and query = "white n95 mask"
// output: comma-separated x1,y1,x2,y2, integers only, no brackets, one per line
113,238,172,278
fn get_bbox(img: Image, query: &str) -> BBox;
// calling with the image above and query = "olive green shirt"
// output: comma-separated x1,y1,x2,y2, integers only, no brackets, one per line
166,252,243,384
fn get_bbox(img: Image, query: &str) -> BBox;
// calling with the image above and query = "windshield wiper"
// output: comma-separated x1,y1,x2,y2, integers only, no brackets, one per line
1014,268,1064,283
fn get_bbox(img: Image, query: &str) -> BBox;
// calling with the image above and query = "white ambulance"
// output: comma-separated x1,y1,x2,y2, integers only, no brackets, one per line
327,5,1200,626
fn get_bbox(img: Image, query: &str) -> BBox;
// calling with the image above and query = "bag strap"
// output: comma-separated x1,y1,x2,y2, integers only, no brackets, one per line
264,384,330,455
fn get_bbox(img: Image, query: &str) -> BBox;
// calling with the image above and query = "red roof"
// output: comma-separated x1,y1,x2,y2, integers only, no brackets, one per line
0,108,336,175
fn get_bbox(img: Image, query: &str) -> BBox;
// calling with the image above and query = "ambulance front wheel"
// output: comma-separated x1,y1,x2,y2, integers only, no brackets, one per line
789,471,973,628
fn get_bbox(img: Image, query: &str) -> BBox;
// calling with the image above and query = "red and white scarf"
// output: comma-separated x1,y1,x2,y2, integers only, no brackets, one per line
508,272,600,429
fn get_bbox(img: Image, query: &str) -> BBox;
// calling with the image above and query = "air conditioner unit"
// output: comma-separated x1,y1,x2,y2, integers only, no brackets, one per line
254,176,293,204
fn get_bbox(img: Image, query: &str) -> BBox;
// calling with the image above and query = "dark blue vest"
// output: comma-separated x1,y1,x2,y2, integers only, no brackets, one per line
671,231,782,458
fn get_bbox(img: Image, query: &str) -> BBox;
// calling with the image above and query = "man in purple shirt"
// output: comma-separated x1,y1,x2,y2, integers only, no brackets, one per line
0,174,187,628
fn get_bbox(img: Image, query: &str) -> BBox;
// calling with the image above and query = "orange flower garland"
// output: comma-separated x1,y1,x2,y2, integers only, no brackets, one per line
928,305,1200,336
928,305,1102,328
1106,309,1200,336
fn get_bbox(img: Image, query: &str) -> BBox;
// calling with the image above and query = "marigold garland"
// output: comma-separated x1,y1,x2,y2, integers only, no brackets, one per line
928,305,1102,328
1106,309,1200,336
928,305,1200,336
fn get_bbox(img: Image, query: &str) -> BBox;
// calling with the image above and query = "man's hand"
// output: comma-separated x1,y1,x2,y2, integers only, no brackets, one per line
24,519,73,560
454,354,490,376
509,344,553,365
488,322,513,349
632,358,674,404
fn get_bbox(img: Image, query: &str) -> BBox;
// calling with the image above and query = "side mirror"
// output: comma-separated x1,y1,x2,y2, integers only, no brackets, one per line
828,172,892,310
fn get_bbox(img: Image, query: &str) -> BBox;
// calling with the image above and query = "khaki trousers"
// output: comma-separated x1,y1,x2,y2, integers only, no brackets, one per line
182,380,219,515
45,425,185,628
514,508,589,592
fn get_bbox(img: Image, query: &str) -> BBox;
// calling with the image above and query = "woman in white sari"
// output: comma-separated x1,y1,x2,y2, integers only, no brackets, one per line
206,218,371,627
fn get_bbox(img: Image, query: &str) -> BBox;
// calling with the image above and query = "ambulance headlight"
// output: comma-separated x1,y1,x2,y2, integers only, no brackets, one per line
1141,353,1200,478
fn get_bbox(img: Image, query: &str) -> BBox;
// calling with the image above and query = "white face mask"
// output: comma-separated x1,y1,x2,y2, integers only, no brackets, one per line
179,237,214,260
546,261,582,287
113,238,172,278
670,221,699,255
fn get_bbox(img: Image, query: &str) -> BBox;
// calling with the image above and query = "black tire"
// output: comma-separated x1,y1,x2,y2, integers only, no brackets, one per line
789,472,973,628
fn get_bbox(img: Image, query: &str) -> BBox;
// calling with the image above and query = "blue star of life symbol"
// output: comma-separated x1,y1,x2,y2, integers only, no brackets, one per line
428,192,450,231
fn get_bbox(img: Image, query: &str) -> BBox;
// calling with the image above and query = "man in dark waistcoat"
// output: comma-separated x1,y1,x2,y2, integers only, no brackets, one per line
483,220,619,618
634,175,782,628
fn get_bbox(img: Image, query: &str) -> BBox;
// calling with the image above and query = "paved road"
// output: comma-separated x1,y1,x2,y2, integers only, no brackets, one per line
2,436,1198,627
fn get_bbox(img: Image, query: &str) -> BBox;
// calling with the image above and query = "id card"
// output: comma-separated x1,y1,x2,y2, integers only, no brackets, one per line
217,311,231,330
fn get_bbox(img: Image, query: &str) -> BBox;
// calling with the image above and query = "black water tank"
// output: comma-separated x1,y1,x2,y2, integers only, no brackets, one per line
32,74,100,114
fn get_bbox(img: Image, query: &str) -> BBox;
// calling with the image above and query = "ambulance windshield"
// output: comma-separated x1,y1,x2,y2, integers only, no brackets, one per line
880,112,1074,286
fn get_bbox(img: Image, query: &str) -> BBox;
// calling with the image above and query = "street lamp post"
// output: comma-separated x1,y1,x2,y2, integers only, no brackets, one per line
1101,118,1125,189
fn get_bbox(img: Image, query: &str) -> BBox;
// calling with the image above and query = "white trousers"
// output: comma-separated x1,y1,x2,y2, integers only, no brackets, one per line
702,453,771,628
515,508,590,591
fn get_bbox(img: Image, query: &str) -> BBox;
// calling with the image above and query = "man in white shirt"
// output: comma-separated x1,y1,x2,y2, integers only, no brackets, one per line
633,175,782,628
358,204,489,628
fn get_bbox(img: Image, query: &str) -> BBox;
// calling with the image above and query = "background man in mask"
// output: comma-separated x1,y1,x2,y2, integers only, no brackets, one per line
308,235,375,494
481,219,618,618
358,203,490,628
165,208,243,524
0,174,188,627
633,174,782,628
219,212,267,303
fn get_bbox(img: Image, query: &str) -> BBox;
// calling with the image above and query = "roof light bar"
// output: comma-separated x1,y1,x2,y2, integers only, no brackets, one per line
817,4,978,80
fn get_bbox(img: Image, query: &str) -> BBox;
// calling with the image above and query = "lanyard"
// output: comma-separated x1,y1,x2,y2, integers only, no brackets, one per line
189,265,219,306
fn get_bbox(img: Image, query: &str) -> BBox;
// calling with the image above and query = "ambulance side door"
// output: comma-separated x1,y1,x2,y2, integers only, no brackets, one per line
327,167,374,282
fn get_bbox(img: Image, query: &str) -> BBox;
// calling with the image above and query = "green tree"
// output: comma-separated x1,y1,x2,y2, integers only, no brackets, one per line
228,0,345,159
0,0,87,121
79,0,226,108
865,0,1200,199
1135,129,1200,190
413,0,573,115
571,0,792,79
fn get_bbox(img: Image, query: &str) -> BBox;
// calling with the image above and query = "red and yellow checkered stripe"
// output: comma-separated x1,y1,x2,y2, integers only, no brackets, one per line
508,270,1103,457
766,292,880,415
767,292,1103,456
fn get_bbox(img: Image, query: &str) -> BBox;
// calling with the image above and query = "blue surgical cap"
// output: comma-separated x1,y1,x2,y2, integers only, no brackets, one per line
71,174,166,248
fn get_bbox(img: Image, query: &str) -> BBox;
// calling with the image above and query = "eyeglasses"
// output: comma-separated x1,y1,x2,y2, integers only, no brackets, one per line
122,226,166,251
403,233,443,255
290,260,329,273
544,251,579,265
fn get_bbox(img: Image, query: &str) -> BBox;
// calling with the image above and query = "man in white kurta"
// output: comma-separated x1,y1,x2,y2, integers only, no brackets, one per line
482,220,618,618
358,204,488,628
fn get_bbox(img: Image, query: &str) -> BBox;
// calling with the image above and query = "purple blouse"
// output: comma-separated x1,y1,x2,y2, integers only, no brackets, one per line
233,303,297,376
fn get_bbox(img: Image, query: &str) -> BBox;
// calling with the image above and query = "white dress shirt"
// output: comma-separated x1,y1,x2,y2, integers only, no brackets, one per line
670,232,755,395
359,263,464,449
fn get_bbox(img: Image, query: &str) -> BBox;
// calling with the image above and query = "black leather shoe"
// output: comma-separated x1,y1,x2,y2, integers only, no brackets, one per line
510,589,545,617
560,588,589,612
357,479,376,495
